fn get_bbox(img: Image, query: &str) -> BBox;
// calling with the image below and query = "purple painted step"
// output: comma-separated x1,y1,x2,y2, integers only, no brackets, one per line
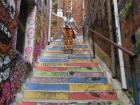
30,77,108,84
69,72,104,77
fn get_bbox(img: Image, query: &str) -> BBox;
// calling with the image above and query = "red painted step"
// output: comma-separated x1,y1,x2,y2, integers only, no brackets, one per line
20,102,68,105
70,92,117,100
35,66,68,72
68,63,98,67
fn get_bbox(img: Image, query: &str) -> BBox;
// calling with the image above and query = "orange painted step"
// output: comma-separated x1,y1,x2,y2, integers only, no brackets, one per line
35,66,68,72
68,63,98,67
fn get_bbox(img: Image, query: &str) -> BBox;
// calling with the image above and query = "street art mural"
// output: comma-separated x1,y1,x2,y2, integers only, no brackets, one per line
24,6,36,63
33,1,48,62
0,0,32,104
33,11,42,62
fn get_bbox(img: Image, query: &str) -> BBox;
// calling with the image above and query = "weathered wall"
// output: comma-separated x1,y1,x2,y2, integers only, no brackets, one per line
0,0,32,104
119,0,140,88
85,0,140,98
33,1,48,62
85,0,112,68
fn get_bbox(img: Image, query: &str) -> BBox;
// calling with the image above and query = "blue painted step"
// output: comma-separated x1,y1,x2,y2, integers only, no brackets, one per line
39,59,67,63
47,47,63,50
74,45,88,48
26,83,69,91
69,77,108,84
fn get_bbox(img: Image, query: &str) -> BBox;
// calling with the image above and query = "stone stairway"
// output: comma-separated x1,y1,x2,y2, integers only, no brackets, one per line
19,40,124,105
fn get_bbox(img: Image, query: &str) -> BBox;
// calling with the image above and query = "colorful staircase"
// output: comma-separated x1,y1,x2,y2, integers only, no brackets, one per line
19,40,123,105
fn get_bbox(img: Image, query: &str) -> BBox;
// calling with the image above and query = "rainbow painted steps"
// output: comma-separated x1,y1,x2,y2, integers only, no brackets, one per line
19,41,123,105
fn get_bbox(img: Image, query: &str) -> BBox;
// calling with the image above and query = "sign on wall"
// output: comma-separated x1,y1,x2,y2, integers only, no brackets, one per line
24,6,37,63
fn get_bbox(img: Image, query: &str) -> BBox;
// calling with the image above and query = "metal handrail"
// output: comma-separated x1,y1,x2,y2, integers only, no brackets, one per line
89,28,136,57
88,27,139,105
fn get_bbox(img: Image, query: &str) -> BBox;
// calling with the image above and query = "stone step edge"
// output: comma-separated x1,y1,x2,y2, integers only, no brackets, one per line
20,99,121,103
23,89,115,93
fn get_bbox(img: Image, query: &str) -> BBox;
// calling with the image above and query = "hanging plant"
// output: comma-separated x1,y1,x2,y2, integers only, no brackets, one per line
120,0,134,19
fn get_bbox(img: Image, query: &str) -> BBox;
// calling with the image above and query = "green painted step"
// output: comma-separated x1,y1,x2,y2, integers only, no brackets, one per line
69,67,101,72
33,70,68,77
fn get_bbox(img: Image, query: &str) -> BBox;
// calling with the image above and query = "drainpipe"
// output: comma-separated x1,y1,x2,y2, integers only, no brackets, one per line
113,0,127,89
48,0,52,45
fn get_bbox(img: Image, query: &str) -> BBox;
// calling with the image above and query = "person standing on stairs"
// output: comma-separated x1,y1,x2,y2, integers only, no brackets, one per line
64,11,79,39
62,11,79,53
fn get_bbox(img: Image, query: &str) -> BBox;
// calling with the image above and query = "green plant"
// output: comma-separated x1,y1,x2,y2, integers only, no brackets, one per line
120,0,134,19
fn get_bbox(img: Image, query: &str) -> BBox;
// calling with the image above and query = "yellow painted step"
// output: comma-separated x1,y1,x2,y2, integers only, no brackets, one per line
69,59,97,63
70,84,112,91
24,91,68,100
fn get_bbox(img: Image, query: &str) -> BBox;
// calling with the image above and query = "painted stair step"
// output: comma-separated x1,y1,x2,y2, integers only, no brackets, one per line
35,66,68,72
44,50,90,54
39,59,67,63
47,46,63,48
68,59,97,63
41,53,68,57
30,77,107,84
37,63,67,67
72,51,90,54
30,77,69,83
33,71,68,77
70,92,117,100
68,56,94,60
74,45,88,48
39,56,67,60
26,83,69,91
69,77,108,84
69,72,104,77
23,91,117,100
47,47,63,50
73,49,90,52
45,51,64,54
68,63,98,67
20,101,124,105
73,48,90,50
26,83,112,91
69,54,93,57
69,67,101,72
70,101,124,105
47,45,88,49
24,91,68,100
19,102,68,105
70,84,113,91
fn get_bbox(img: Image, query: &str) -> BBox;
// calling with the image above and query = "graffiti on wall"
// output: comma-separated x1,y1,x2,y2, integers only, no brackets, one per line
24,6,36,63
0,0,32,104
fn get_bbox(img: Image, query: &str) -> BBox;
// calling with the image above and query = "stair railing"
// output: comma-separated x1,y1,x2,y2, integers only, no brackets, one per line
88,28,139,105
